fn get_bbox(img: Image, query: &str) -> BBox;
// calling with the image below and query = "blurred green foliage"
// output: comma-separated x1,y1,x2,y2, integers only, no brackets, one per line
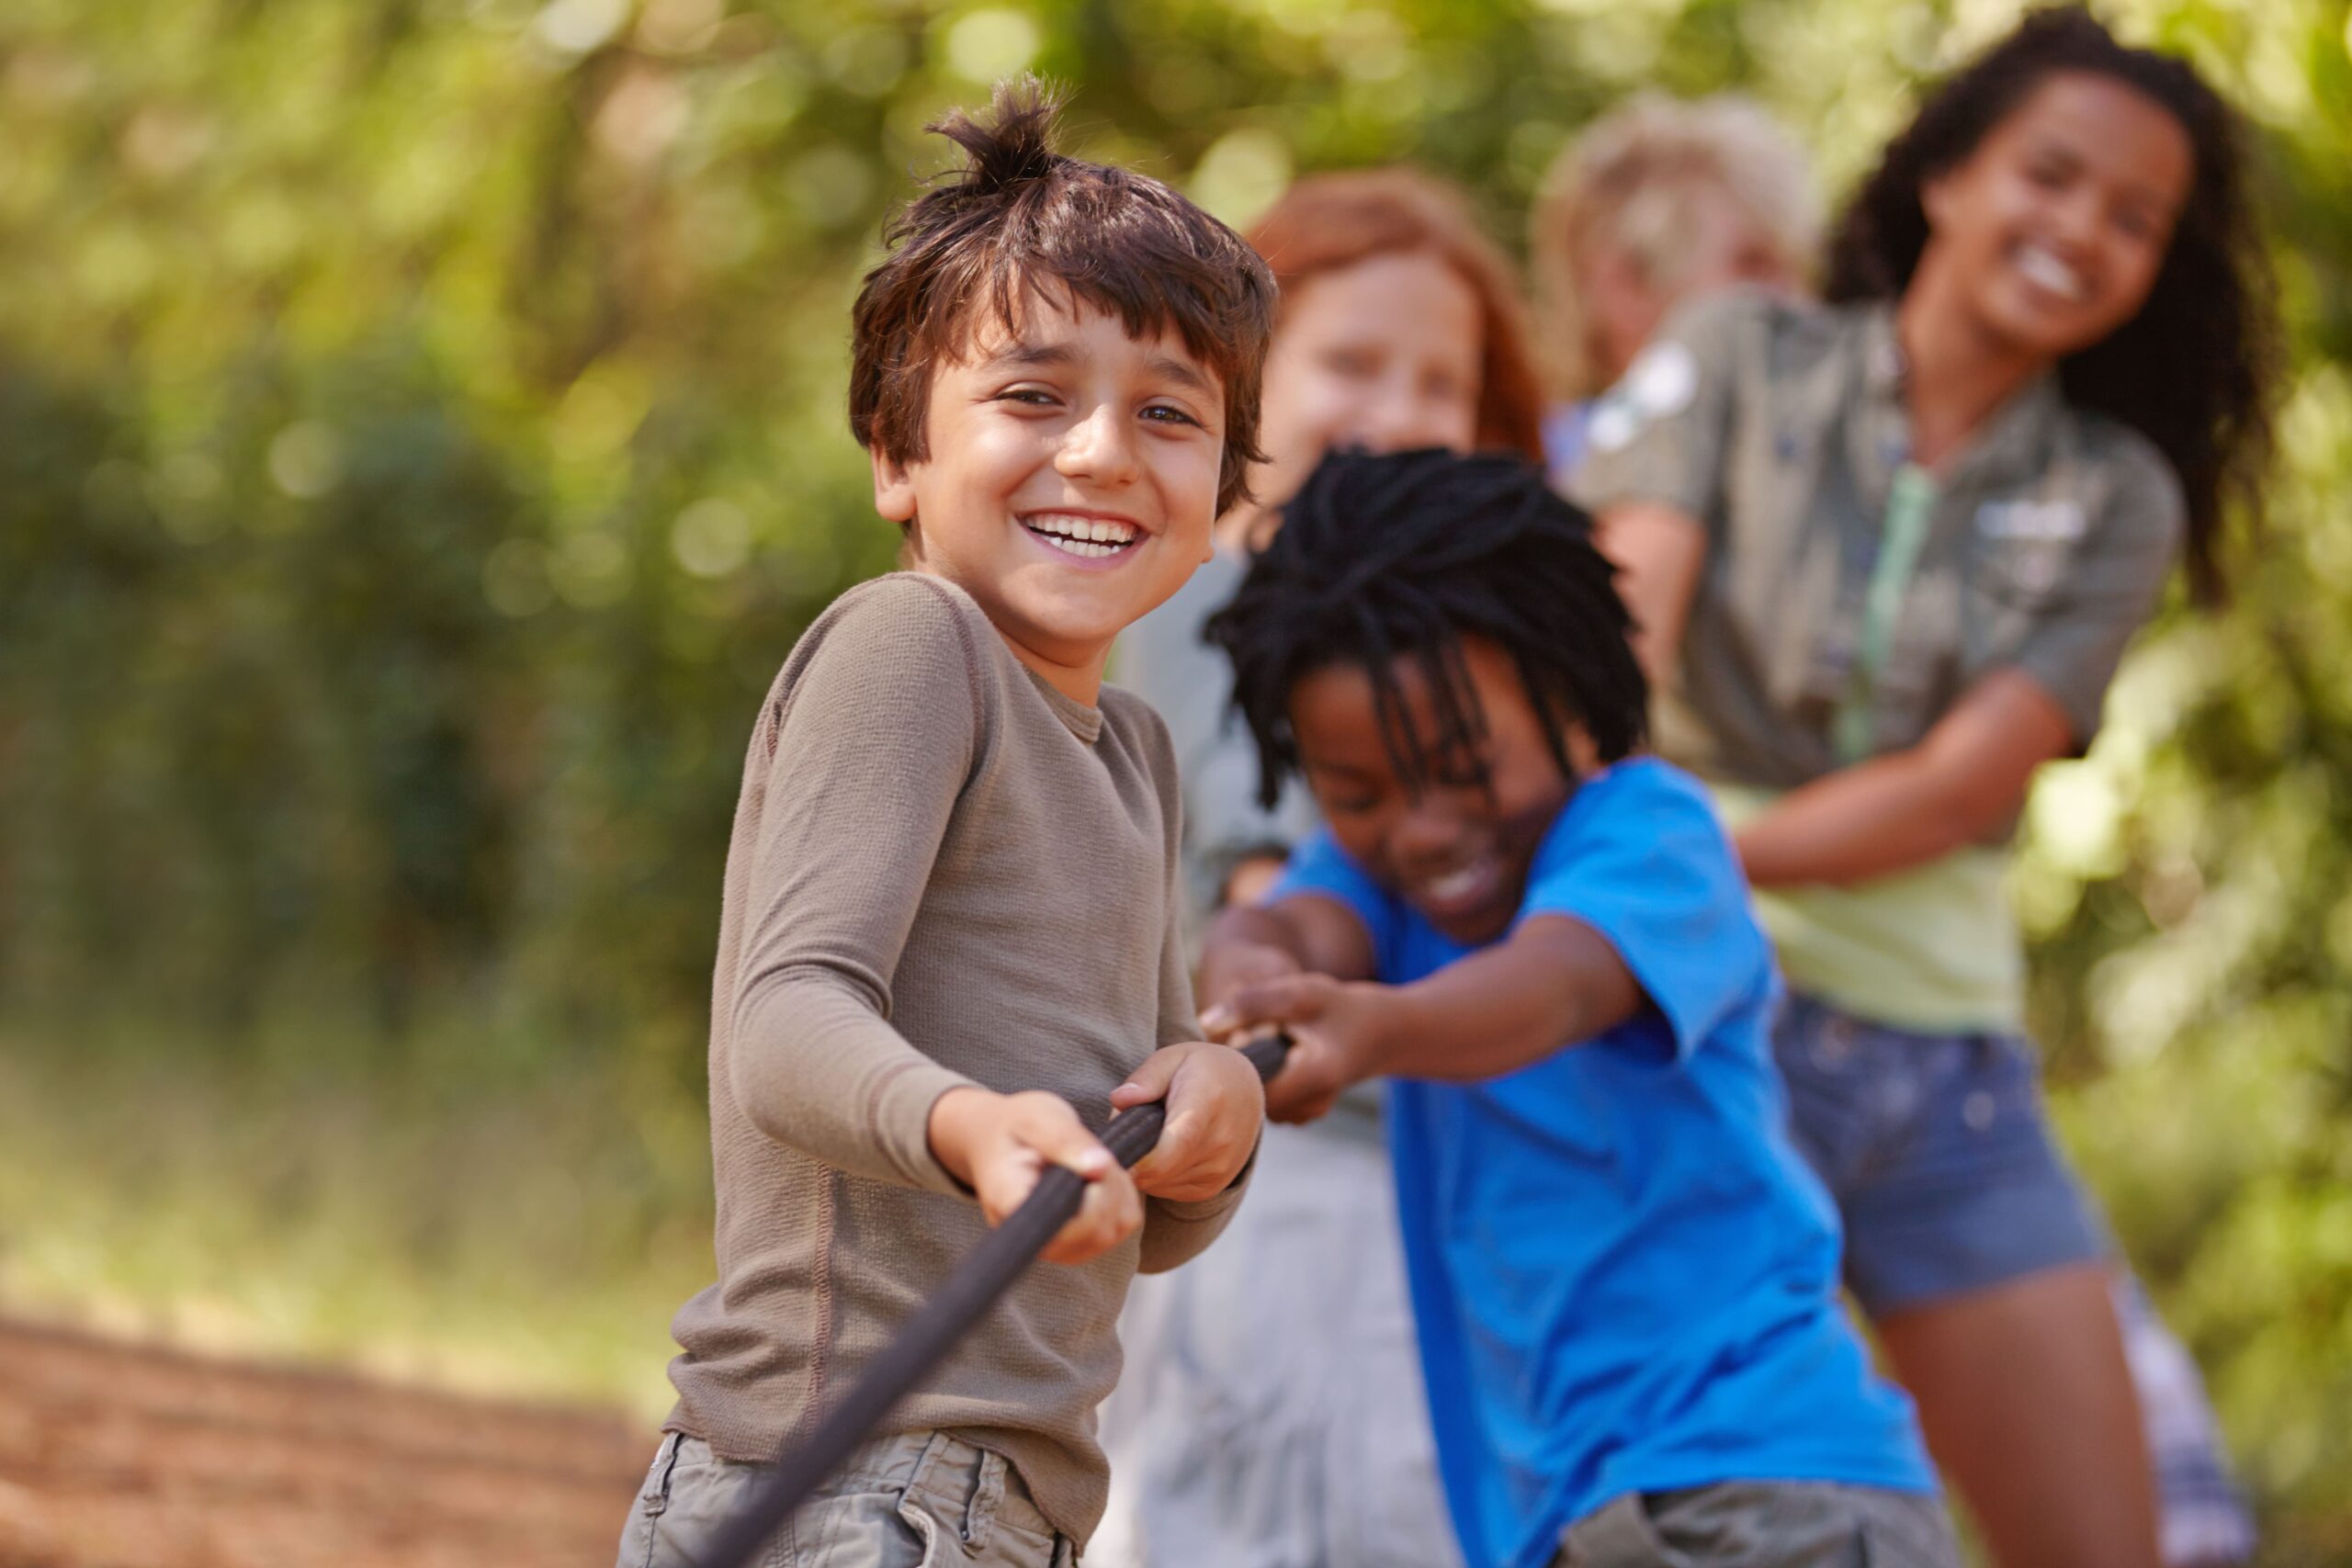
3,0,2349,1557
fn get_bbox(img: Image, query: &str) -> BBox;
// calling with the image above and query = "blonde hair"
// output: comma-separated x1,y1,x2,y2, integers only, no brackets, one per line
1532,94,1819,398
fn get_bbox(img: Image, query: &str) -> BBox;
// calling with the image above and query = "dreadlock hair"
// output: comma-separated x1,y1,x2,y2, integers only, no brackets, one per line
1825,6,2279,604
1205,447,1647,812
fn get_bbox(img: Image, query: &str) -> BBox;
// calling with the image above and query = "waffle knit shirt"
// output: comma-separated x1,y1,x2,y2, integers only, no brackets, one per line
662,571,1245,1546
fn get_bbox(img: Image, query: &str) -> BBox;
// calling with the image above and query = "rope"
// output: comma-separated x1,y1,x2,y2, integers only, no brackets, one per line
707,1031,1295,1568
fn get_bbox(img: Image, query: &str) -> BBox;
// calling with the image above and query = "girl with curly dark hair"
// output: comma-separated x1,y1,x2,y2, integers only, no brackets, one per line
1575,10,2279,1567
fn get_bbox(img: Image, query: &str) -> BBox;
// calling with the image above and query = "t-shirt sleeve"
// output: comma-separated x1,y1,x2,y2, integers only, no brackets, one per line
1567,288,1758,525
1519,766,1775,1060
1138,843,1258,1272
2002,439,2185,749
725,577,988,1196
1137,885,1256,1271
1267,826,1398,967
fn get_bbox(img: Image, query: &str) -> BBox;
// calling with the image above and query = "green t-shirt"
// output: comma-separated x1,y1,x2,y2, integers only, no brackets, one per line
1710,783,2023,1032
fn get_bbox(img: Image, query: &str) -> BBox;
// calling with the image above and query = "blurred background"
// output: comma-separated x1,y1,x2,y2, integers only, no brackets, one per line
2,0,2348,1562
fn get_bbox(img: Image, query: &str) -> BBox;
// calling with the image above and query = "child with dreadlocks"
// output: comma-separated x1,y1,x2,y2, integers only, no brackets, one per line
1196,446,1959,1568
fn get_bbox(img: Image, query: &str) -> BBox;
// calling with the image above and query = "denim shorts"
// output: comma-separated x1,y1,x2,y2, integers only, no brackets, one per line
1771,993,2106,1315
616,1428,1077,1568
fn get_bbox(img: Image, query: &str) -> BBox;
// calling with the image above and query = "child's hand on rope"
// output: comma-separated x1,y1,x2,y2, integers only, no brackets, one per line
926,1088,1143,1265
1112,1042,1265,1204
1203,974,1390,1124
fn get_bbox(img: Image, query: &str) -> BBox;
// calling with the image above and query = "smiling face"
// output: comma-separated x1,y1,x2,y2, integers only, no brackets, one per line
1919,71,2192,360
1290,637,1596,946
1248,250,1485,514
873,292,1226,700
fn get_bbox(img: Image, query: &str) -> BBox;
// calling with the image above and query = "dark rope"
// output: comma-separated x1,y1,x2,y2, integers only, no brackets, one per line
707,1031,1295,1568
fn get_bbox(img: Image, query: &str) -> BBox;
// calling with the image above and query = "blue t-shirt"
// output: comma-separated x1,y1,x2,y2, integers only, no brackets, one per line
1272,760,1936,1568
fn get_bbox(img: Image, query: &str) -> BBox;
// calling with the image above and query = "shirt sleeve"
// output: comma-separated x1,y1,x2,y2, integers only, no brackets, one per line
1519,766,1775,1060
2002,439,2186,750
1137,751,1259,1274
1268,827,1399,972
725,577,989,1196
1567,288,1758,525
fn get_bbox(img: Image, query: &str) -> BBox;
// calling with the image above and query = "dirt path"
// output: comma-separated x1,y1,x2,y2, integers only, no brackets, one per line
0,1316,652,1568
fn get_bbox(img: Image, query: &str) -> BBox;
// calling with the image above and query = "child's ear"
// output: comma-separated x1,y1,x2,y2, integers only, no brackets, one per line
870,446,918,525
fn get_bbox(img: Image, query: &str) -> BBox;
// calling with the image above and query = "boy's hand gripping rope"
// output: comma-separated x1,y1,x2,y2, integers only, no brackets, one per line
706,1031,1294,1568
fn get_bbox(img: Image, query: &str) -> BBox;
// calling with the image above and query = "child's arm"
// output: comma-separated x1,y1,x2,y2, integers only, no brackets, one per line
729,578,1139,1264
1732,458,2181,886
1118,855,1268,1275
1728,669,2073,885
1201,901,1643,1123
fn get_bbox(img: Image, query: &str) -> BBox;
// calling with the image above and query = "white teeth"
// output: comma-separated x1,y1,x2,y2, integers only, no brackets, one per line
1025,514,1137,558
1027,514,1136,544
2016,245,2087,302
1426,863,1488,901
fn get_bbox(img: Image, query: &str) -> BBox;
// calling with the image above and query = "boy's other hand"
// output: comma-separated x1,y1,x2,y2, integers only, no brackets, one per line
1111,1043,1265,1204
1203,974,1389,1124
926,1087,1142,1266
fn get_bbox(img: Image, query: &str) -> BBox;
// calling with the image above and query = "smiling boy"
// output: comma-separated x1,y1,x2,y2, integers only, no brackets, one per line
615,85,1275,1568
1199,448,1957,1568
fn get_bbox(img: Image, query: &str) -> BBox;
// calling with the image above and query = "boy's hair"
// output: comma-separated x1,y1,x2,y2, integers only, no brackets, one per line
1247,169,1547,463
1205,447,1647,809
1532,94,1820,400
851,80,1278,516
1826,6,2279,604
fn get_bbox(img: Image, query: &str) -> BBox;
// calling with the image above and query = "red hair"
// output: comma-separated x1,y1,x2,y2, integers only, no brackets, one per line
1245,169,1546,464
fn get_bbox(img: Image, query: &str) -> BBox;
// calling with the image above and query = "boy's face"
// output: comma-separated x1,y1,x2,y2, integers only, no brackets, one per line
1289,636,1596,946
873,292,1225,698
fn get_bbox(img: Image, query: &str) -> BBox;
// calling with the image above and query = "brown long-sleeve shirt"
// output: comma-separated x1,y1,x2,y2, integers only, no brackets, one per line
664,571,1246,1545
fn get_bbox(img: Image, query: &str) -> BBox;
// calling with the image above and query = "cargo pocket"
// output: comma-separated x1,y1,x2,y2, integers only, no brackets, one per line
890,1486,950,1566
616,1433,684,1568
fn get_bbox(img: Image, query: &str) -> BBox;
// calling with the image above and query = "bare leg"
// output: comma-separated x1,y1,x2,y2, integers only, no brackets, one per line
1877,1261,2160,1568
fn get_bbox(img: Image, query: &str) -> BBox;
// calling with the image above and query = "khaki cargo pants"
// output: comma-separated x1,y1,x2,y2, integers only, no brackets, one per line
616,1429,1078,1568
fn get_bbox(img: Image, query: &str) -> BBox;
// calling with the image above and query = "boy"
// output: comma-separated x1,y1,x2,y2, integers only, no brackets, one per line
616,84,1275,1568
1197,447,1960,1568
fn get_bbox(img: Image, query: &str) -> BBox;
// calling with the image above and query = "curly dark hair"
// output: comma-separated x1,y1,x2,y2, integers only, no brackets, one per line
850,78,1278,516
1205,447,1647,810
1825,6,2279,603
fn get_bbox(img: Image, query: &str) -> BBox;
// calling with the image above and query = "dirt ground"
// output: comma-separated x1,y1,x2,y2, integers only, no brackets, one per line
0,1316,653,1568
